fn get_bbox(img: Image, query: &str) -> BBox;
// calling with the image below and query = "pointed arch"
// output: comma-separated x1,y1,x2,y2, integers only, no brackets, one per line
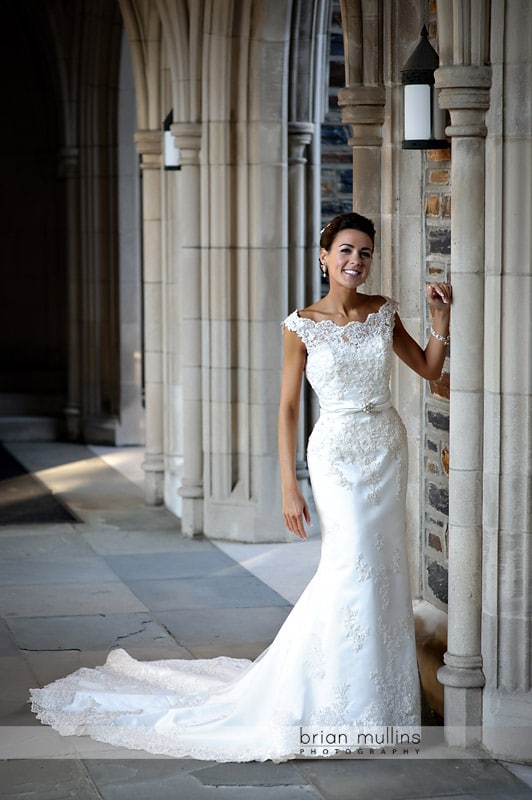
155,0,202,123
118,0,162,129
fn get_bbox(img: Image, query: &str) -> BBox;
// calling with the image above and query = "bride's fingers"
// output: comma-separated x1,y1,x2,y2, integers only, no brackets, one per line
292,516,306,539
295,525,307,540
428,284,444,302
284,511,307,540
427,282,452,304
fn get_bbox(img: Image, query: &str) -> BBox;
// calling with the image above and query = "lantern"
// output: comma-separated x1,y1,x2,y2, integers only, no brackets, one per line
163,110,181,170
401,26,449,150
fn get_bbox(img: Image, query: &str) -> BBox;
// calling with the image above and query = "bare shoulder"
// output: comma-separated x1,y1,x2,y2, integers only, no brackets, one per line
365,294,390,312
295,300,328,322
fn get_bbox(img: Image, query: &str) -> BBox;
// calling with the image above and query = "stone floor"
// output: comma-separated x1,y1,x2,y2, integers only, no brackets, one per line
0,441,531,800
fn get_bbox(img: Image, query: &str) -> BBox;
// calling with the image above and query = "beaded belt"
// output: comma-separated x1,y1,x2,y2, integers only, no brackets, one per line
319,392,392,416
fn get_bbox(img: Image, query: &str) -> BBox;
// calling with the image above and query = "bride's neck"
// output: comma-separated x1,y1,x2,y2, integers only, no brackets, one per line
323,286,367,316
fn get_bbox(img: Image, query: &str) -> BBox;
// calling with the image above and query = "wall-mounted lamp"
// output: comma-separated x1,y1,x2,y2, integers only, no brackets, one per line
163,110,181,170
401,26,449,150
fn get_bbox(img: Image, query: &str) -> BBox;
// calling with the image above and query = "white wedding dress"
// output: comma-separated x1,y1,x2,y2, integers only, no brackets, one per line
31,298,420,761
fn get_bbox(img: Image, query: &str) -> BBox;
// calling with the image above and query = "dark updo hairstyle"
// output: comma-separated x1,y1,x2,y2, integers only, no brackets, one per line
320,211,376,251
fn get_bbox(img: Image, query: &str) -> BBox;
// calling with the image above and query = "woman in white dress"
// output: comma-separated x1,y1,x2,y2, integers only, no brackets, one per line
31,212,451,762
278,211,451,738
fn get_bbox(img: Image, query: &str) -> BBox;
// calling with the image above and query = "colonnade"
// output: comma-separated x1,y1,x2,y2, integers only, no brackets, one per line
53,0,530,761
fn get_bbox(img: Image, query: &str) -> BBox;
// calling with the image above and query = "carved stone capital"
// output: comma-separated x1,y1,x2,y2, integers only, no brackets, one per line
435,65,491,95
337,85,386,146
134,130,162,168
338,85,386,122
178,478,204,499
288,122,314,163
288,121,314,140
170,122,202,166
435,65,492,138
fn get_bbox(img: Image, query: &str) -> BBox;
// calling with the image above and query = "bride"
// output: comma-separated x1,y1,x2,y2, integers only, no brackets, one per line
31,211,451,762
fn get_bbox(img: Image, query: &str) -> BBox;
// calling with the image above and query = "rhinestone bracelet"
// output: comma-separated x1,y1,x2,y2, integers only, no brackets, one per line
431,328,450,345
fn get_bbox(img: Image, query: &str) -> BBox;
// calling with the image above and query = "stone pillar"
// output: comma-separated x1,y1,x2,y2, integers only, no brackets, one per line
337,85,385,292
435,65,491,746
115,27,144,446
134,130,164,505
172,122,204,536
59,146,82,442
481,0,532,759
288,122,314,480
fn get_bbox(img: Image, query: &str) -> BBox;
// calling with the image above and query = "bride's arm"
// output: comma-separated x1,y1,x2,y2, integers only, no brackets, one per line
392,282,452,380
278,329,311,539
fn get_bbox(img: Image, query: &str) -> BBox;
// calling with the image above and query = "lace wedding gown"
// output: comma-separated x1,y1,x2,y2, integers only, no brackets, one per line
31,298,420,761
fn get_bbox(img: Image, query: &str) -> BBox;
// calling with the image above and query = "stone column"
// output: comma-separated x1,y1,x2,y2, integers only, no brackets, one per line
172,122,204,536
134,130,164,505
481,0,532,759
59,146,82,441
435,65,491,746
337,85,385,292
288,122,314,480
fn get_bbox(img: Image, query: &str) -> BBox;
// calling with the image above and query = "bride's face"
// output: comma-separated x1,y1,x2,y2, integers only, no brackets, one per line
321,228,373,290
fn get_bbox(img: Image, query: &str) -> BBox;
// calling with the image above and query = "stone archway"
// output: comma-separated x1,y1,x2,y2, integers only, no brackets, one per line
0,2,67,440
118,0,333,540
0,0,146,448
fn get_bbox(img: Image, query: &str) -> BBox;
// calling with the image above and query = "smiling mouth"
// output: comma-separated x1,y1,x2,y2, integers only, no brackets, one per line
343,269,361,276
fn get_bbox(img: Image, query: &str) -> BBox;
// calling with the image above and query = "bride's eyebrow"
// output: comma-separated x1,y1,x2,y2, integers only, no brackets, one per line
338,242,371,250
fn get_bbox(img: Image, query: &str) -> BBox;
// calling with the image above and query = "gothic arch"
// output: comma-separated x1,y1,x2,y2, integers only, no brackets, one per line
155,0,199,123
118,0,162,130
0,2,67,435
0,1,126,442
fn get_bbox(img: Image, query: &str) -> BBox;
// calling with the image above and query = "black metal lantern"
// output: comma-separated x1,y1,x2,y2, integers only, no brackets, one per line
401,26,449,150
163,110,181,170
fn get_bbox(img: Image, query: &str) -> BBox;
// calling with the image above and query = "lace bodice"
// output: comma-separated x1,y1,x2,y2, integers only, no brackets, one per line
283,298,397,411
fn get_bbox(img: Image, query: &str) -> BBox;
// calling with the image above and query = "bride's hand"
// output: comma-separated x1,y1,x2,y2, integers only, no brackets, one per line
426,282,452,310
282,487,311,540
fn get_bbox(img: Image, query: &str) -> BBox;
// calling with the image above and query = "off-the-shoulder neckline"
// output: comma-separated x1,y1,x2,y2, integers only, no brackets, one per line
292,298,393,329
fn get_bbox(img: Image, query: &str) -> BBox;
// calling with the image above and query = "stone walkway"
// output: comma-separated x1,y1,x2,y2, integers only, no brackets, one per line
0,442,531,799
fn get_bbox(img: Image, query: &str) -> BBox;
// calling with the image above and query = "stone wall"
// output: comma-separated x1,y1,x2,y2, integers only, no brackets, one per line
423,142,451,608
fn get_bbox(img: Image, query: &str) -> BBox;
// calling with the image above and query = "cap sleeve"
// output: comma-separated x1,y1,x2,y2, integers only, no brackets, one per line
281,310,301,332
382,297,399,320
281,310,311,347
